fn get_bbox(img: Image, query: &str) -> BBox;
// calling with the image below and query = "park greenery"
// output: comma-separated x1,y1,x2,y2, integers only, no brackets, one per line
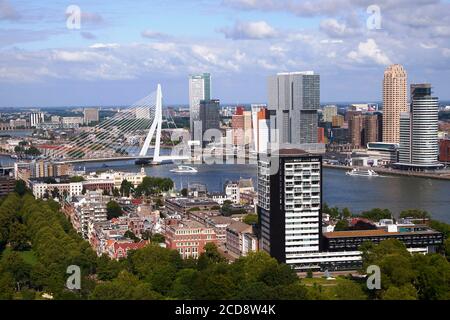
0,186,449,300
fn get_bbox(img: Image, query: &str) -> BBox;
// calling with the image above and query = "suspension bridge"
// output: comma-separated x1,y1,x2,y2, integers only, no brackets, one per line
41,84,190,165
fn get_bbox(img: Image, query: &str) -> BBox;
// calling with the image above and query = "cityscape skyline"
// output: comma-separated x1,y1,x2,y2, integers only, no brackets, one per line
1,0,450,107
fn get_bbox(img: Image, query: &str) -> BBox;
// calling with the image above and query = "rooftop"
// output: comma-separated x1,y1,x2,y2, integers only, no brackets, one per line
324,228,440,238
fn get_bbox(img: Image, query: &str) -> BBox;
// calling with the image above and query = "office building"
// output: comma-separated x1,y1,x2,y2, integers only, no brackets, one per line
198,99,220,145
268,72,320,145
189,73,211,140
398,84,441,169
84,108,99,125
257,148,322,268
383,64,408,144
30,112,44,128
323,105,337,123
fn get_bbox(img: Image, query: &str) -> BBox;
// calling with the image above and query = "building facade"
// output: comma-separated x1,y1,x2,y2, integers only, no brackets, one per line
398,84,441,169
257,149,322,268
189,73,211,140
383,64,408,144
198,99,221,144
83,108,99,125
268,72,320,145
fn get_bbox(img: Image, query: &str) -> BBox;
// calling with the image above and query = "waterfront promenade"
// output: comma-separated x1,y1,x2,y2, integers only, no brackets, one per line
324,163,450,181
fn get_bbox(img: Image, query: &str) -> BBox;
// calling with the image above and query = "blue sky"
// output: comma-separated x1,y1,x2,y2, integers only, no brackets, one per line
1,0,450,107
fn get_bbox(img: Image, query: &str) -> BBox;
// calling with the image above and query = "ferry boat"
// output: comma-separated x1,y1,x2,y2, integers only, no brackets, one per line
170,165,198,173
345,168,379,177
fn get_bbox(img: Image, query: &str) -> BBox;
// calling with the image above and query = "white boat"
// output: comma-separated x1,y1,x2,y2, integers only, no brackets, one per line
170,165,198,173
346,168,379,177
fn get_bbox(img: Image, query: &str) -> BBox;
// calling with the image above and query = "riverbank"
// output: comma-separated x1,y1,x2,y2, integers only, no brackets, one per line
323,164,450,181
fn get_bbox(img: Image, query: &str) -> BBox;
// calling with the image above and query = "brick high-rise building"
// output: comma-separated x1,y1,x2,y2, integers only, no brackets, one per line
383,64,408,144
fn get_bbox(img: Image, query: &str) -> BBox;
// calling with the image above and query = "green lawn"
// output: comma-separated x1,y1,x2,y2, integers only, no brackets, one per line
2,247,38,266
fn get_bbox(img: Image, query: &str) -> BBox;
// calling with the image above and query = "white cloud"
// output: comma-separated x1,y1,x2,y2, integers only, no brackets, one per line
89,43,120,49
220,20,278,40
320,19,361,38
348,38,392,65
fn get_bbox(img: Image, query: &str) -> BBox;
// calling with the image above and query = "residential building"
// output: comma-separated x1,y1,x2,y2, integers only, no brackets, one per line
224,178,254,204
383,64,408,144
0,177,15,197
165,197,219,216
106,240,149,260
349,114,379,148
268,71,320,145
323,105,337,123
257,148,322,269
164,219,218,259
189,73,211,140
73,190,109,238
331,115,344,128
226,221,253,257
62,117,84,127
83,108,99,125
31,179,83,199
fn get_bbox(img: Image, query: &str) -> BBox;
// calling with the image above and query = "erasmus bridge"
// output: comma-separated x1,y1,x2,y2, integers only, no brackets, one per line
42,84,190,165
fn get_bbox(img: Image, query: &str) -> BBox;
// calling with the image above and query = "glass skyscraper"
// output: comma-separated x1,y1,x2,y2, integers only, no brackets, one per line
267,72,320,147
189,73,211,140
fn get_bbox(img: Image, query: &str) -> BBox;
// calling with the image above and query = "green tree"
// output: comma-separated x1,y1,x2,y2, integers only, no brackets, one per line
14,180,28,196
334,279,367,300
9,222,30,251
399,209,430,220
120,179,133,197
341,208,352,218
0,272,15,299
150,233,165,244
90,271,161,300
243,214,258,225
334,219,349,231
382,284,417,300
24,146,41,157
180,188,188,197
69,176,85,183
124,230,140,243
106,201,122,220
360,208,391,221
197,243,226,270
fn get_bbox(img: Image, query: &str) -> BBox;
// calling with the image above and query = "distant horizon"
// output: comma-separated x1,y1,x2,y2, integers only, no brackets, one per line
2,100,450,110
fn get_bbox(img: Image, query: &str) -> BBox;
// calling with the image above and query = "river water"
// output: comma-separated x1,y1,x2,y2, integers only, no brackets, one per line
73,159,450,223
2,146,449,223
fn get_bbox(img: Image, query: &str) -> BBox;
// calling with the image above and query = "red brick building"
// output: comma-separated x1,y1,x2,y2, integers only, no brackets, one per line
106,240,149,260
439,139,450,162
164,219,218,259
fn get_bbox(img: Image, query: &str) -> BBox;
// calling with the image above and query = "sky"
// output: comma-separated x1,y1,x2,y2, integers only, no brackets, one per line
0,0,449,107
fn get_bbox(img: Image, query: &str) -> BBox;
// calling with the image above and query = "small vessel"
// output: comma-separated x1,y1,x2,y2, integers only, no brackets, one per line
170,165,198,173
346,168,379,177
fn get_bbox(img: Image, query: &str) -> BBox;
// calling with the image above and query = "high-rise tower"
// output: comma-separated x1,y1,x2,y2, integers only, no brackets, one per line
382,64,408,144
